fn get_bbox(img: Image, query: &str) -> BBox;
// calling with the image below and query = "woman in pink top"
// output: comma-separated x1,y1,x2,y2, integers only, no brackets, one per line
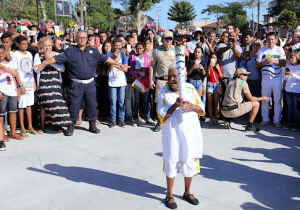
129,42,153,126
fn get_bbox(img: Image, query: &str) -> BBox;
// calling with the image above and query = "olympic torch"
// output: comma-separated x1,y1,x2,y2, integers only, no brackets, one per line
175,36,186,121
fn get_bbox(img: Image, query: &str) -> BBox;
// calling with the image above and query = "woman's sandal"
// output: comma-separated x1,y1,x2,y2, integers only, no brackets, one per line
183,193,199,205
96,120,100,125
11,134,24,140
165,196,177,209
27,130,38,135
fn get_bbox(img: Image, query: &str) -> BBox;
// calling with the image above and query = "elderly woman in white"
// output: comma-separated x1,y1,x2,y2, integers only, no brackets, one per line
157,64,204,209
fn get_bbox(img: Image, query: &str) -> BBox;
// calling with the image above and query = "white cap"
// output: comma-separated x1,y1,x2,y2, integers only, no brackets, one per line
20,26,29,31
193,27,202,33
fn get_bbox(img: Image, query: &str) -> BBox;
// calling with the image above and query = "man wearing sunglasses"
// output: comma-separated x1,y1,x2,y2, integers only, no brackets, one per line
221,68,269,131
149,30,176,132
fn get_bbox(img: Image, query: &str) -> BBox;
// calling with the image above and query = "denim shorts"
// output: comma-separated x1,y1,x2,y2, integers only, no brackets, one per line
188,79,202,90
0,94,18,115
207,82,220,93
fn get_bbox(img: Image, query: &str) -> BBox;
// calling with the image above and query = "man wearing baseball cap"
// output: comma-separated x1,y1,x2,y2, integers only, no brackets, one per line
149,30,176,132
221,68,269,131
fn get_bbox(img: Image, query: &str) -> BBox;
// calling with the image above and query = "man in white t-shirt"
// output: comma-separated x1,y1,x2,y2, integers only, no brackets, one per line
216,31,242,89
11,35,36,136
256,32,286,127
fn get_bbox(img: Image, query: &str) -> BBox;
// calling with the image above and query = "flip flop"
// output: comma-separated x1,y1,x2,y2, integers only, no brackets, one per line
20,132,29,138
11,134,24,140
27,130,38,135
3,135,10,142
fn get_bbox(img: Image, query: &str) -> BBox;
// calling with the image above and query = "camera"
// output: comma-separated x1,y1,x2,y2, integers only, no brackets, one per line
286,68,290,72
200,36,205,43
229,38,235,43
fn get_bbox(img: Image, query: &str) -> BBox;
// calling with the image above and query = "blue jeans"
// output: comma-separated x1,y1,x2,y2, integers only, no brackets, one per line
286,91,300,125
134,89,150,120
109,86,126,122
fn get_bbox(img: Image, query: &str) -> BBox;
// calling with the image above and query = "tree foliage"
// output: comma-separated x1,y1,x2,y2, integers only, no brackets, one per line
202,2,247,28
269,0,300,21
168,0,196,28
86,0,115,30
278,9,298,29
201,4,225,23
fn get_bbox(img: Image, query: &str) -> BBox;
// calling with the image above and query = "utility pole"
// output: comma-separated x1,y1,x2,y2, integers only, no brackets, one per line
256,0,260,34
36,0,39,27
155,6,161,31
201,17,210,32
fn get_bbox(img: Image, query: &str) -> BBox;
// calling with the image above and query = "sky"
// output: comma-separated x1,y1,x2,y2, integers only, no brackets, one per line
111,0,269,30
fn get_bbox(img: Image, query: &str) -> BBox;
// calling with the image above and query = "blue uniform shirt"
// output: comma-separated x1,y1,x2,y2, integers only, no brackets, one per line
54,46,108,80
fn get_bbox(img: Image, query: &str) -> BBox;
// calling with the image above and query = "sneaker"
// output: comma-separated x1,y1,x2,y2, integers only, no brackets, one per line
200,116,206,122
138,116,146,123
224,121,231,129
129,118,137,127
153,122,161,132
283,124,293,130
108,121,116,128
260,121,270,126
274,122,281,128
118,121,127,128
245,124,260,132
0,141,6,151
146,119,155,126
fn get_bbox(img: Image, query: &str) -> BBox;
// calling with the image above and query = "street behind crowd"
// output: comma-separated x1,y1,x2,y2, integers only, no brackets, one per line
0,120,299,210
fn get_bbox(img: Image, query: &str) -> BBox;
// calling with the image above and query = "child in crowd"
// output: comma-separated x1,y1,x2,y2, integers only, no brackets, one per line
130,42,153,126
284,52,300,130
11,35,37,137
108,47,128,128
0,45,23,150
206,53,223,125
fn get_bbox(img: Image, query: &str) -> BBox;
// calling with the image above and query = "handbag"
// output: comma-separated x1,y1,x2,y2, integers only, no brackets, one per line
211,67,223,96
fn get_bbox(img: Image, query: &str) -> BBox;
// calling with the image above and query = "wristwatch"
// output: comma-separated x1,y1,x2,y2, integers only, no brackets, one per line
17,83,24,88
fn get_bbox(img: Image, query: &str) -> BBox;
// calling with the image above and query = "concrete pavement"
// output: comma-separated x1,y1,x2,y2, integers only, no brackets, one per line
0,120,299,210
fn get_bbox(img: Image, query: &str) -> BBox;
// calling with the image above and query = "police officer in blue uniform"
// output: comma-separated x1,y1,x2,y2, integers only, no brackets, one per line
34,31,124,136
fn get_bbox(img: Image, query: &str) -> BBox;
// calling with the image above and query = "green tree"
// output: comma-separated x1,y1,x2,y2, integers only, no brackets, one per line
221,2,247,28
278,9,298,34
202,2,247,28
118,0,161,33
269,0,300,21
201,5,225,23
168,0,196,29
86,0,115,30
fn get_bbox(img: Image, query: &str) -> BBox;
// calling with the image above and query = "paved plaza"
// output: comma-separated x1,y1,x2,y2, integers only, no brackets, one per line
0,119,299,210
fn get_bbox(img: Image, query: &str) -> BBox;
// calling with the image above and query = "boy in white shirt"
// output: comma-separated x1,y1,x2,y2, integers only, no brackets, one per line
0,45,23,151
11,35,37,137
108,48,128,128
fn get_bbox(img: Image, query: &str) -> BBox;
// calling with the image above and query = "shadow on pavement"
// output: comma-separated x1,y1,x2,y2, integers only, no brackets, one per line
27,164,165,202
233,146,300,175
200,155,300,210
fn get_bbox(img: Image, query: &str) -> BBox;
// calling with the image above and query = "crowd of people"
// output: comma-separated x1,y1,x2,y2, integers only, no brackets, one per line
0,17,299,152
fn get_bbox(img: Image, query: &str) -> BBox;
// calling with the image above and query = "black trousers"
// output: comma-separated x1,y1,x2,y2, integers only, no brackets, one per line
69,80,97,122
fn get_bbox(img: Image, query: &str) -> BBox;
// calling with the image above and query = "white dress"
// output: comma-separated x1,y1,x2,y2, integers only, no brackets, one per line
157,82,204,163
